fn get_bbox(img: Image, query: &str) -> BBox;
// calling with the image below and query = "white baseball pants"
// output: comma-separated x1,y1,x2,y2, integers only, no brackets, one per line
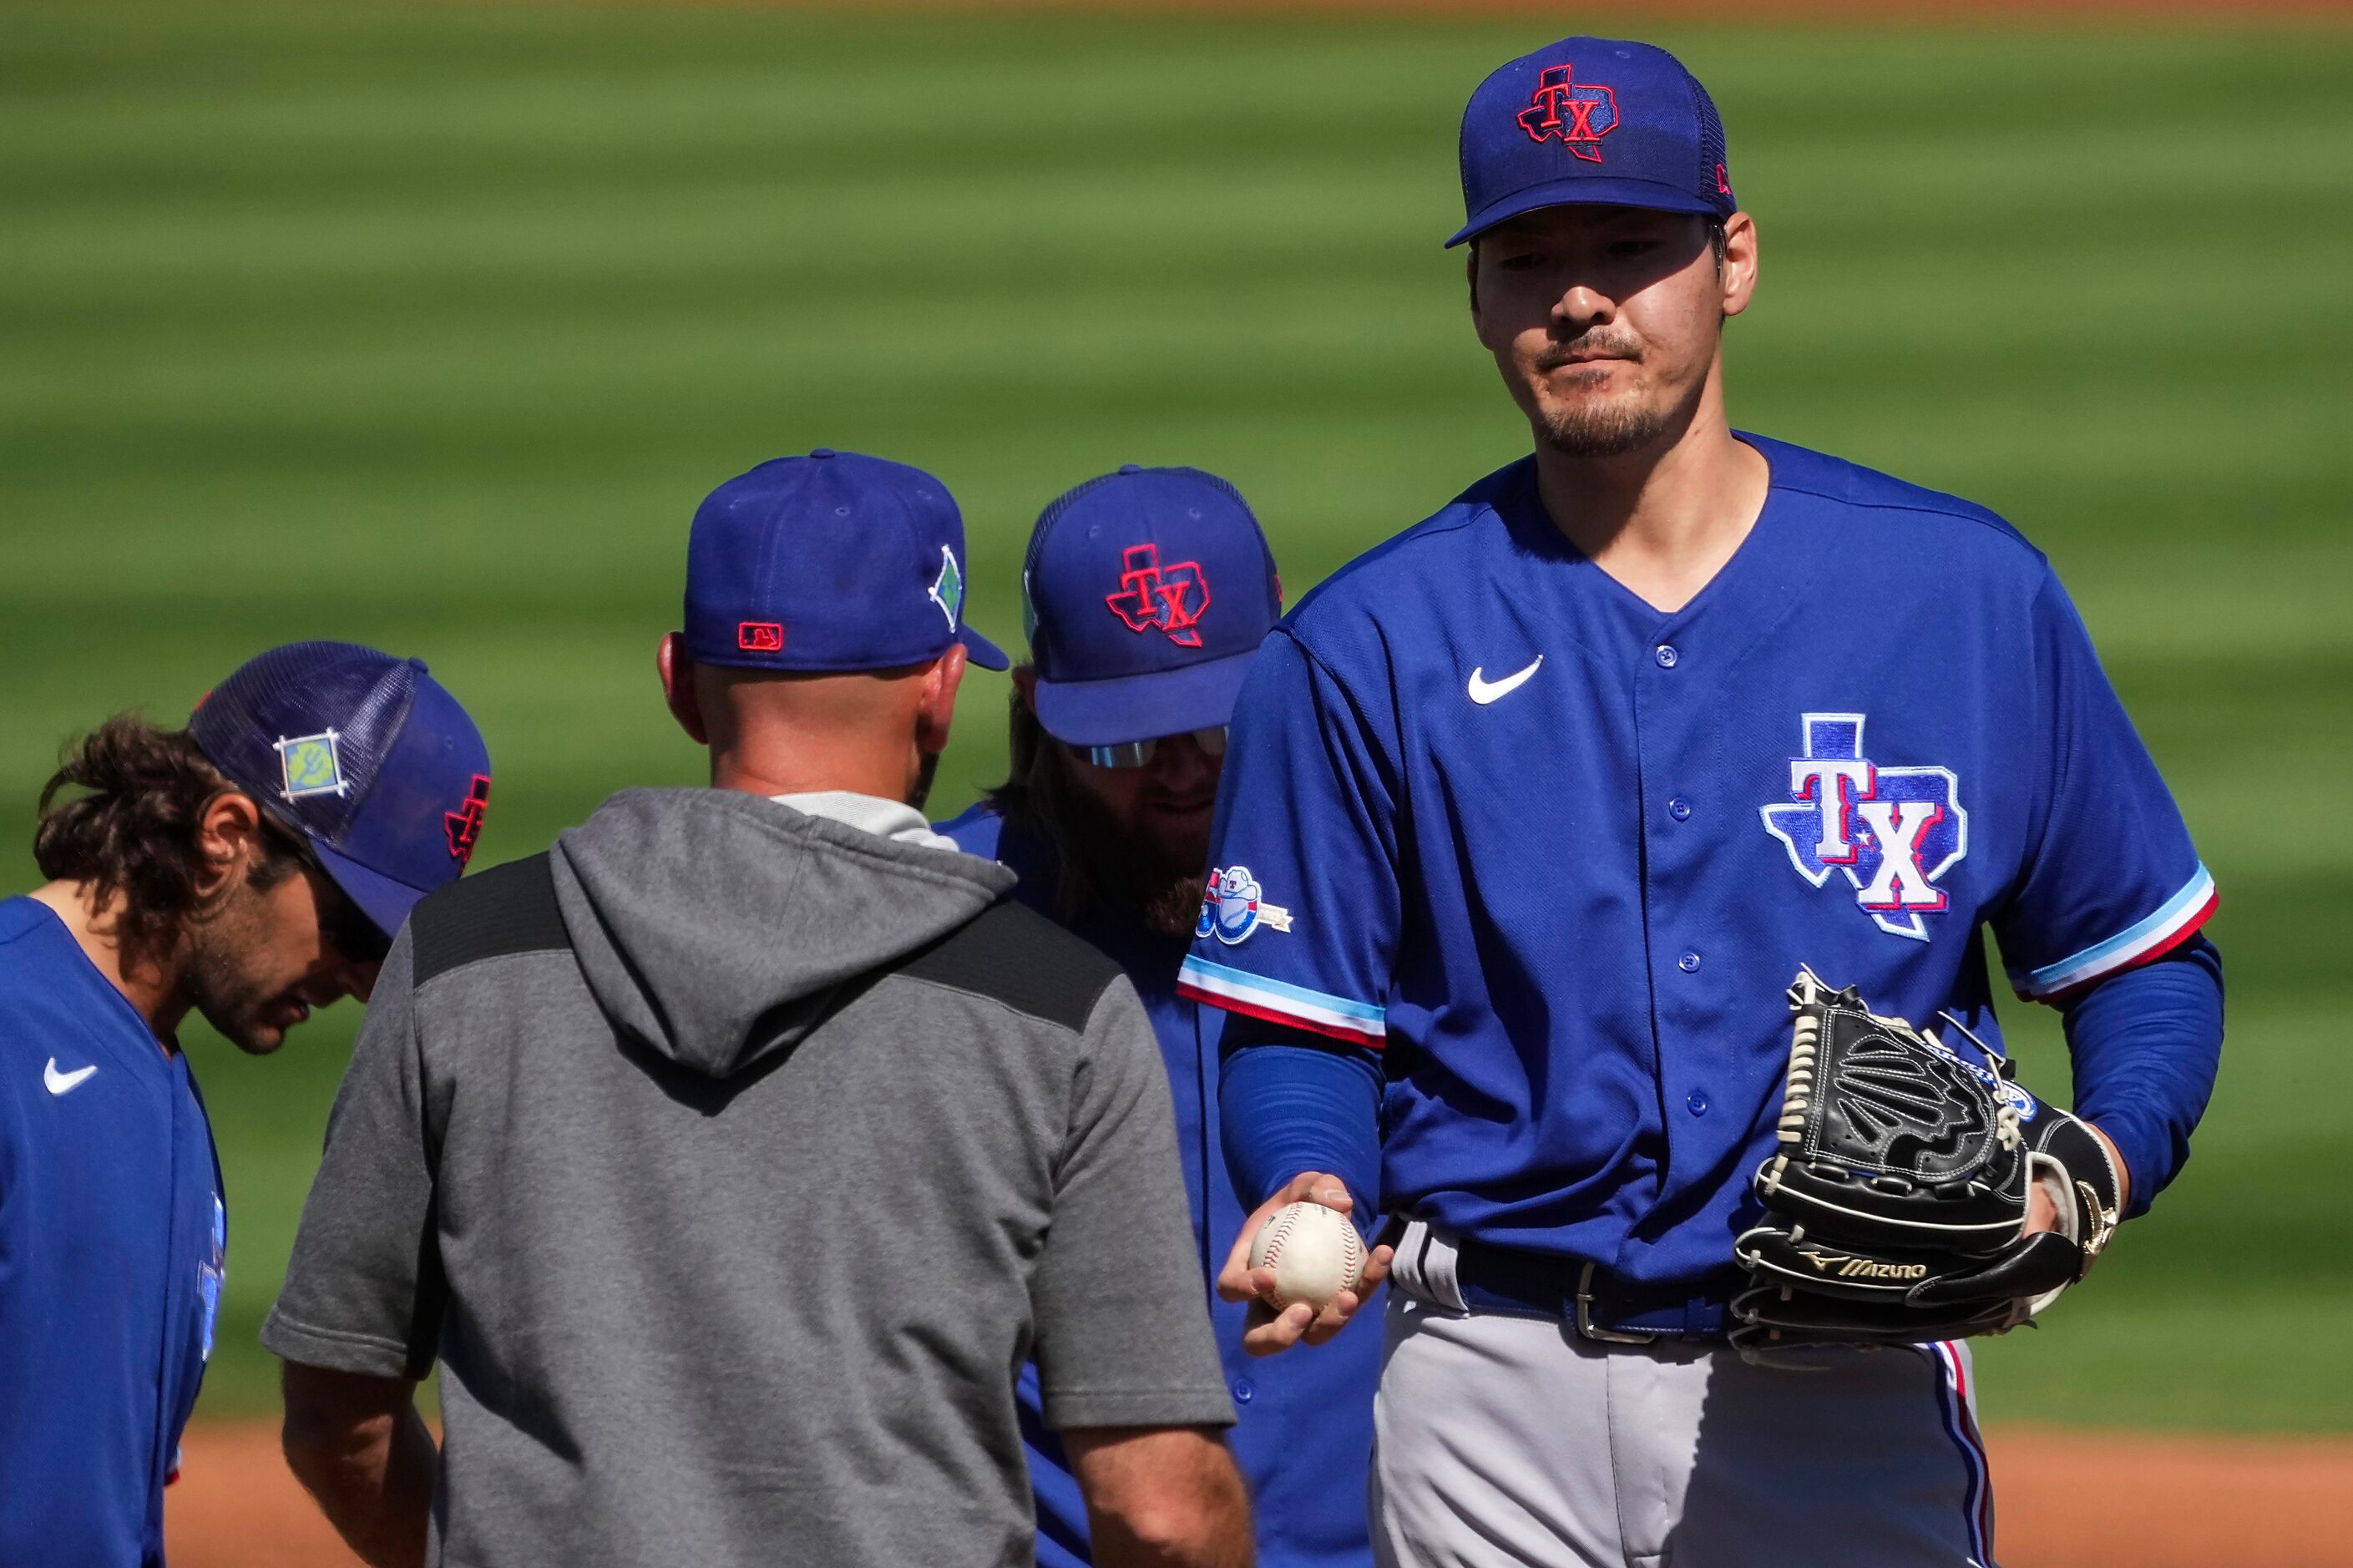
1372,1225,1996,1568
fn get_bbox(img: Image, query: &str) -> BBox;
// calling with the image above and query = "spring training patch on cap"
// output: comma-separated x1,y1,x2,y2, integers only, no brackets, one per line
274,731,349,801
929,545,964,632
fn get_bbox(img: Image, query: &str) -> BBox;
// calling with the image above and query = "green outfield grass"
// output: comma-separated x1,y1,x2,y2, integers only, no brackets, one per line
3,4,2346,1428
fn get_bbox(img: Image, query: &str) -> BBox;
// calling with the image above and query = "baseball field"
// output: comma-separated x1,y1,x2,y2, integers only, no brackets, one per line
3,1,2347,1560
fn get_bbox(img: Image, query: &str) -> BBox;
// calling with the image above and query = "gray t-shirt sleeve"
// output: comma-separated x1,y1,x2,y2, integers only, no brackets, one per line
259,928,443,1381
1031,977,1235,1432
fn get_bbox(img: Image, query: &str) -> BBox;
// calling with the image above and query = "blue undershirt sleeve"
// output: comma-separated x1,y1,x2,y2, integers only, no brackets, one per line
1219,1029,1384,1227
2061,933,2224,1219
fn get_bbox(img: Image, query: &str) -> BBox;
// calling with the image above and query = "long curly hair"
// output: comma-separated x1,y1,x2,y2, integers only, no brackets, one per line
33,716,306,971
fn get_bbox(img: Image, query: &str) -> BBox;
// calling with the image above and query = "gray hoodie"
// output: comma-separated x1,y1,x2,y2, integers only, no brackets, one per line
265,788,1233,1568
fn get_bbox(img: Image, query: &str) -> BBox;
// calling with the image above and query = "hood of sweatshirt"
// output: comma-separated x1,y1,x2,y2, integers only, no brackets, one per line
549,787,1015,1079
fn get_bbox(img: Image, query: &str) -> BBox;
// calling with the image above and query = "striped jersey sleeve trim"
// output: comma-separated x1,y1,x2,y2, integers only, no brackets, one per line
2013,863,2218,1000
1176,956,1388,1046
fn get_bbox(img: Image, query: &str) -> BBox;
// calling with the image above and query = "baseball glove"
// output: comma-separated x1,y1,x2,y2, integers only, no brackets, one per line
1729,969,2125,1354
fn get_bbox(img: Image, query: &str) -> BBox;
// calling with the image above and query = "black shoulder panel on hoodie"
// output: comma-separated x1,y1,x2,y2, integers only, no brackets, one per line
896,896,1123,1034
410,852,568,986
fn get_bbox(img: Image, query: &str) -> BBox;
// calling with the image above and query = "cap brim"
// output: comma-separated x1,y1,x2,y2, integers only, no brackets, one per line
958,625,1010,672
1032,645,1257,747
311,838,433,943
1447,175,1723,247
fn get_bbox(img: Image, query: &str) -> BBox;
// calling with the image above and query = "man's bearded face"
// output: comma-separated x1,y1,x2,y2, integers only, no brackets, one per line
1025,720,1224,940
182,861,382,1055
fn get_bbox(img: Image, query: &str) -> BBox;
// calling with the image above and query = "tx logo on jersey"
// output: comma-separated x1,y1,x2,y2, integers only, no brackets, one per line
1517,63,1619,161
1196,866,1293,946
1759,713,1968,943
445,772,492,866
1106,544,1212,647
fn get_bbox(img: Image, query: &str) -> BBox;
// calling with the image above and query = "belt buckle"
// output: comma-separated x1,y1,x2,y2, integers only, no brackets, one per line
1575,1262,1661,1345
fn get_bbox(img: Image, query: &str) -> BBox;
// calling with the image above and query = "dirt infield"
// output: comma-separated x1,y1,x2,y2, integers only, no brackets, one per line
166,1419,2353,1567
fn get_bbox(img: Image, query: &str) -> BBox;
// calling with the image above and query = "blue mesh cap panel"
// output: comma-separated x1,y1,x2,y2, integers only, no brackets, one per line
189,642,419,847
1692,76,1732,209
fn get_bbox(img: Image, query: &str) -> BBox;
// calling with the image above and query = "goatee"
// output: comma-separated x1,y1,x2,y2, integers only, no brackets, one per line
1536,397,1674,459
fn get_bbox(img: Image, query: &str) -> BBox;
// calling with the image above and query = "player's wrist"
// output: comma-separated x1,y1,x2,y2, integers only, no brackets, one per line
2085,1121,2132,1216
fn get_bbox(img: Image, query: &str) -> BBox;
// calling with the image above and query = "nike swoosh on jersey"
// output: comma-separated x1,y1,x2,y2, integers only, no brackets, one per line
44,1059,98,1095
1467,655,1544,706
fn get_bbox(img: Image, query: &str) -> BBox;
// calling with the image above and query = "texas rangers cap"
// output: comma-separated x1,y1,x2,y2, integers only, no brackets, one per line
1022,465,1281,748
1449,36,1735,246
683,449,1008,675
190,641,493,941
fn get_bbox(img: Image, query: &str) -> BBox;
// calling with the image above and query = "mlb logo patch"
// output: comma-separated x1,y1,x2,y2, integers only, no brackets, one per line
275,730,349,800
738,621,786,653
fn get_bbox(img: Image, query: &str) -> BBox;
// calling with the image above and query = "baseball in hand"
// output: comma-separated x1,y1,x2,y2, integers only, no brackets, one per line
1248,1201,1368,1313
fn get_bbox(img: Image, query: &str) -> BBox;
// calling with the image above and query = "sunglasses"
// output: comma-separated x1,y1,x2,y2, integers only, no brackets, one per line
312,873,394,967
253,806,396,967
1070,726,1230,771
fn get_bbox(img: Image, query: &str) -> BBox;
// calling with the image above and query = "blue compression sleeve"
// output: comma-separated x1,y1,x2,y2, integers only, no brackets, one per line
2061,934,2224,1218
1220,1036,1384,1227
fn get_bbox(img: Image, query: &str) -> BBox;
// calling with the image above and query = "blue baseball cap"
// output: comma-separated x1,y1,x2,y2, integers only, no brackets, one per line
1021,465,1281,748
189,641,494,941
683,449,1007,674
1449,37,1735,247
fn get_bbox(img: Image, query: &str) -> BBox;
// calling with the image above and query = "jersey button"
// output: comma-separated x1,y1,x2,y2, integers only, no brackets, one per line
1232,1379,1255,1405
1688,1090,1710,1116
1677,950,1702,974
1667,797,1693,821
1653,643,1679,669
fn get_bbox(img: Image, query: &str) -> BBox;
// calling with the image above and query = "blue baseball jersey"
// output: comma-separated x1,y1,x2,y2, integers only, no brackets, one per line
941,802,1378,1568
0,897,226,1565
1177,438,2214,1283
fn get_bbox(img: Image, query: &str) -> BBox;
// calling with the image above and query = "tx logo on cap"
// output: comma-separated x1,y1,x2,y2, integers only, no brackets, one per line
444,773,492,866
1106,544,1212,648
1518,63,1618,161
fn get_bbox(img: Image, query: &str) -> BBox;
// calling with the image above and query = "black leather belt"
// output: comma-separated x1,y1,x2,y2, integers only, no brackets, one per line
1449,1239,1740,1343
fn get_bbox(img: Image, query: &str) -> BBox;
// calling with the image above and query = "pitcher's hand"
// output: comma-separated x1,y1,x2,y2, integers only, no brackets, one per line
1217,1171,1394,1357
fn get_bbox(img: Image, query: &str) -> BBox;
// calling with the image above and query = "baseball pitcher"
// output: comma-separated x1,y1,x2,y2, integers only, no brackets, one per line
1181,38,2225,1568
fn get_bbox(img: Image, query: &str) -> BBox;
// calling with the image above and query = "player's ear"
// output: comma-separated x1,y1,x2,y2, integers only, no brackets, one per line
1718,211,1758,321
916,643,969,757
657,633,709,746
195,790,264,898
1465,241,1481,320
1010,664,1039,712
